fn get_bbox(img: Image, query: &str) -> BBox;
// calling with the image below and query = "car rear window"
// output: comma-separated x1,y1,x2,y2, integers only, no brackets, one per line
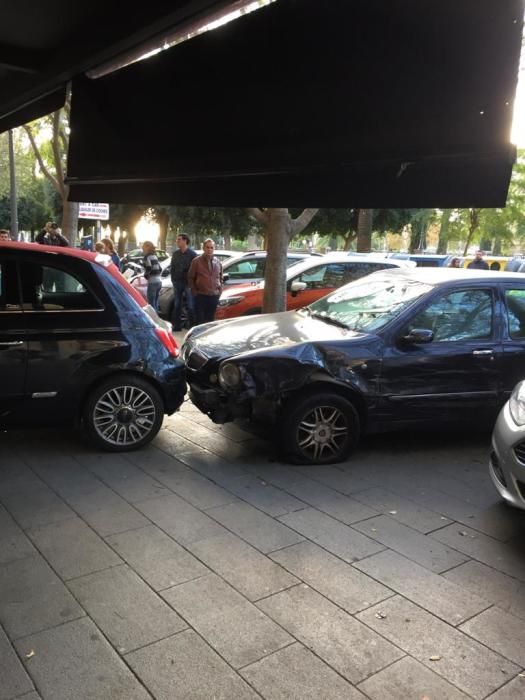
19,262,102,311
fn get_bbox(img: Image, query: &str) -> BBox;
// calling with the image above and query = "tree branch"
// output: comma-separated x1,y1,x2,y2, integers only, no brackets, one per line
246,207,269,226
52,110,66,197
291,208,319,237
22,125,61,193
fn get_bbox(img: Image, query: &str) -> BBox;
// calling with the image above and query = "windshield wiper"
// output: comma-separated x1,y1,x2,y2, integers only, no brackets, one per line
308,310,350,329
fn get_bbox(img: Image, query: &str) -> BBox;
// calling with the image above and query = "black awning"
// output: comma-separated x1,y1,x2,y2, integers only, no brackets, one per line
0,87,67,133
66,0,524,208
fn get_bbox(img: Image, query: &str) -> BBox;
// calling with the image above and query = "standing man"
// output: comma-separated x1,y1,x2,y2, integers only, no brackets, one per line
36,222,68,247
467,250,489,270
170,233,197,330
188,238,223,325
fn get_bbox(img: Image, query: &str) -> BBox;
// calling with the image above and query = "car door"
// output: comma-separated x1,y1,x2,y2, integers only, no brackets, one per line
0,256,27,424
500,284,525,398
379,285,502,425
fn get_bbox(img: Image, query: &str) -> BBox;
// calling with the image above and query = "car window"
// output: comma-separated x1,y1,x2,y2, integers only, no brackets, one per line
19,262,102,311
505,289,525,339
0,260,21,310
407,289,493,342
226,259,262,279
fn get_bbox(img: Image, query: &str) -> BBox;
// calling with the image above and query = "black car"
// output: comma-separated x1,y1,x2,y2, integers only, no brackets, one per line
0,242,186,450
182,268,525,464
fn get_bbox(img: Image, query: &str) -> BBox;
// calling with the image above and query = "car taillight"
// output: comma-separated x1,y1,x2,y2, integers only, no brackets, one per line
155,328,179,357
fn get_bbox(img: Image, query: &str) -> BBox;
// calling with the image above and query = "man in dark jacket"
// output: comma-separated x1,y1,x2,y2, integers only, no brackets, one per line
467,250,489,270
170,233,197,330
36,222,69,247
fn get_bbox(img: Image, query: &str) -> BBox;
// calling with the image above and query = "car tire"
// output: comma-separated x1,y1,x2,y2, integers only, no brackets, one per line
83,374,164,451
281,391,360,465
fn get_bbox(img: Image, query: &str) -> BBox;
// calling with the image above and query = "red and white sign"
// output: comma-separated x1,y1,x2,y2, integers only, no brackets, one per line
78,202,110,220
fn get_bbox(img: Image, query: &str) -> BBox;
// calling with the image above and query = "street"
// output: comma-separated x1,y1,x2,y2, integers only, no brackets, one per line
1,402,525,699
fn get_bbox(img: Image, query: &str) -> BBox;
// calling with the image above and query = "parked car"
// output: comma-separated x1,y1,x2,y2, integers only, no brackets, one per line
182,267,525,465
0,241,185,451
388,253,454,267
489,381,525,510
215,253,414,320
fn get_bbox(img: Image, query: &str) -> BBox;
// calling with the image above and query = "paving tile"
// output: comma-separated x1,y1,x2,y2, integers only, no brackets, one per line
270,540,392,613
0,504,36,565
460,606,525,667
219,474,305,517
134,493,226,546
354,549,489,625
14,617,151,700
353,515,467,572
106,525,208,591
163,574,292,668
0,460,43,497
205,501,304,553
27,517,122,580
189,532,298,601
256,467,378,524
443,560,525,621
0,554,85,639
356,596,519,699
126,629,258,699
357,655,470,700
77,455,171,502
15,692,42,700
486,674,525,698
0,485,75,530
167,414,250,461
278,508,384,563
352,486,453,533
257,584,403,684
68,564,187,654
0,624,34,700
431,524,525,581
241,642,365,699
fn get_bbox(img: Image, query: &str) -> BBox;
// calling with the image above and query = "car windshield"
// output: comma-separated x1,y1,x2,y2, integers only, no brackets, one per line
307,276,432,332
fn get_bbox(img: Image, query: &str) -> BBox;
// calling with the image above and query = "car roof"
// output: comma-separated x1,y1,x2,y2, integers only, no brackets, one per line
367,266,525,284
288,252,413,276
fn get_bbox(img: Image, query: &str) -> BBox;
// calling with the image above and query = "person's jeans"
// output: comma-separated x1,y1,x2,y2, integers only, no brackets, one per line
195,294,219,324
147,277,162,311
172,283,195,330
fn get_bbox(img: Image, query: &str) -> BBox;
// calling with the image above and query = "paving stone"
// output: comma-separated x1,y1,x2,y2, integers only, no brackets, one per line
106,525,208,591
0,504,36,565
270,540,392,613
356,596,519,699
0,554,85,639
205,501,304,553
0,624,34,700
257,584,403,684
68,564,187,654
353,515,467,572
163,574,292,668
220,474,305,517
77,456,171,502
73,497,150,538
356,655,471,700
27,517,122,580
294,463,379,494
352,486,453,533
126,629,258,699
168,414,250,461
0,460,43,497
443,560,525,621
278,507,384,563
189,532,298,601
257,467,378,524
16,692,42,700
486,674,525,699
0,485,75,530
431,524,525,581
14,617,151,700
241,642,365,699
460,606,525,667
134,493,227,546
354,549,489,625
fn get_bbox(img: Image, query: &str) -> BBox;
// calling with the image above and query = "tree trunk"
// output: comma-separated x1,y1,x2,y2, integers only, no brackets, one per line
462,209,480,256
263,209,292,313
223,229,232,249
437,208,451,254
157,208,170,250
61,197,79,246
356,209,373,252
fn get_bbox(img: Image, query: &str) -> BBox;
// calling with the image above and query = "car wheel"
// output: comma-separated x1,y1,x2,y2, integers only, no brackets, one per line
84,374,164,451
282,392,359,465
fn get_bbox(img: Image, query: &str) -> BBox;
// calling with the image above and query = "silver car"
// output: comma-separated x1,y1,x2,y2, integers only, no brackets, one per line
490,380,525,510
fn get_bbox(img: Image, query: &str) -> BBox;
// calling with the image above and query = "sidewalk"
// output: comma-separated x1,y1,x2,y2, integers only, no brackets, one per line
1,405,525,699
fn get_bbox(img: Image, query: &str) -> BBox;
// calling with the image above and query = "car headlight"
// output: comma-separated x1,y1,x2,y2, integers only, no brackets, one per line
218,362,241,390
218,296,245,307
509,381,525,425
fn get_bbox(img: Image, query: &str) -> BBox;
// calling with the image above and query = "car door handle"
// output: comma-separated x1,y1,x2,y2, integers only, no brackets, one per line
472,349,493,355
0,341,24,346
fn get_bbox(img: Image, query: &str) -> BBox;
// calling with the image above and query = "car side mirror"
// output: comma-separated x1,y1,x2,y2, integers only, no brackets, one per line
401,328,434,344
222,273,230,283
290,280,307,294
